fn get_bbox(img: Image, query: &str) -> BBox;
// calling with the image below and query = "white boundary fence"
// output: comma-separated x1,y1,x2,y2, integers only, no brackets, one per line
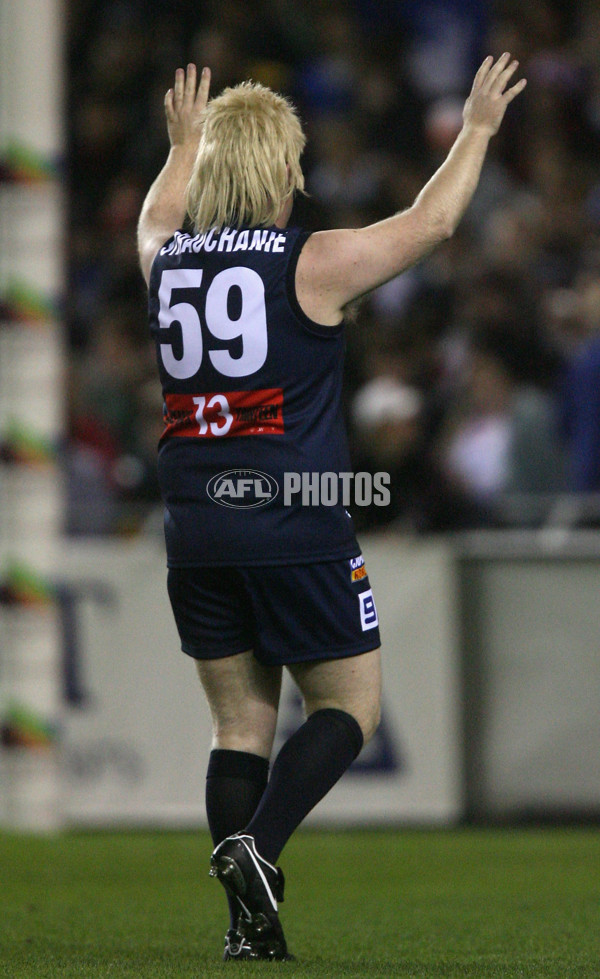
56,535,463,827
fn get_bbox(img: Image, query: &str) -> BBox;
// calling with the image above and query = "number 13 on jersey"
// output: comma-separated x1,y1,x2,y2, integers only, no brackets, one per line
193,394,232,436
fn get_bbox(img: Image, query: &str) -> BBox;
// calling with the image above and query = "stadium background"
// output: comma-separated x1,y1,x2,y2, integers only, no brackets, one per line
2,0,600,831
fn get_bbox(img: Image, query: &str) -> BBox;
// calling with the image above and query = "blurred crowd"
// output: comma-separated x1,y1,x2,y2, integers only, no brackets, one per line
66,0,600,536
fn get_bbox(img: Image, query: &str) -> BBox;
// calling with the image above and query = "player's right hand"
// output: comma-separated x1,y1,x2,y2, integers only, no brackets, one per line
165,63,211,150
462,53,526,137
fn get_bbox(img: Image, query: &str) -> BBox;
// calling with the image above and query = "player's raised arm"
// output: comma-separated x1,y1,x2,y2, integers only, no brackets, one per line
137,63,211,285
296,53,527,325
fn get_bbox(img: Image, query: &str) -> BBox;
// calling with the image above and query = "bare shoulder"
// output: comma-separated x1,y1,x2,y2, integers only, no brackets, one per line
295,230,358,326
138,232,171,287
295,205,441,325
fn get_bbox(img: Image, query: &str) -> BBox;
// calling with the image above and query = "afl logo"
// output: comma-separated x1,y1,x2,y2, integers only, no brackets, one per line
207,470,279,509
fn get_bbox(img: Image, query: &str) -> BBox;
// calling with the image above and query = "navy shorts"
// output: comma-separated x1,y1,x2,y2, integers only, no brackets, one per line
166,553,381,666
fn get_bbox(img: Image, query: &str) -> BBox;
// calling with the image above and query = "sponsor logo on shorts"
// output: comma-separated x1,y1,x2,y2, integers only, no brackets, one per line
207,470,279,509
359,589,379,631
349,554,367,581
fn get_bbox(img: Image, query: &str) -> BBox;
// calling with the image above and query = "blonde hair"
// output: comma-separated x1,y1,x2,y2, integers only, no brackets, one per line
186,81,306,232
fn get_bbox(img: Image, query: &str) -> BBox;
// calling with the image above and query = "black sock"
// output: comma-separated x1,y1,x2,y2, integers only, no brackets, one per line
206,748,269,930
244,708,363,865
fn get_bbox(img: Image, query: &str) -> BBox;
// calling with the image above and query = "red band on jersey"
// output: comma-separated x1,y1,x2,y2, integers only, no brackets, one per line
162,389,284,439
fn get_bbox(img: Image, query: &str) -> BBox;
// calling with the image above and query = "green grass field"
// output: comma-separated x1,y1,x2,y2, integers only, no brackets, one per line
1,828,599,978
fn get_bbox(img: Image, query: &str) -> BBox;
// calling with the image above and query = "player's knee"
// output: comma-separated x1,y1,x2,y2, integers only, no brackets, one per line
345,693,380,746
212,725,274,757
211,710,277,757
306,694,381,745
358,698,381,746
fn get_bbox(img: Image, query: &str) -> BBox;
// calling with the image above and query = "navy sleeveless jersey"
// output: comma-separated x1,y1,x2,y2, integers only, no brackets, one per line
148,224,359,567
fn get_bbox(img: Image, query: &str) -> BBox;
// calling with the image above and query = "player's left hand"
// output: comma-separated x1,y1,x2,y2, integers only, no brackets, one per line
165,63,211,150
462,52,526,137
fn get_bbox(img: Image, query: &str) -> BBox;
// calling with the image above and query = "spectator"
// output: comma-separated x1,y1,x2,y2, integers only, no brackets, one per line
351,375,487,533
439,321,566,518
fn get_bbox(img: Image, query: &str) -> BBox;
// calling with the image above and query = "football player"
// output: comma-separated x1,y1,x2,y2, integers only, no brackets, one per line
137,54,525,961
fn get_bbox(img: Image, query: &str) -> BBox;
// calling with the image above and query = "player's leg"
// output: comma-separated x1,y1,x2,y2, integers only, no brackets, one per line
198,649,280,860
237,555,381,862
196,648,281,757
210,646,380,959
244,647,381,863
197,651,282,957
208,557,380,959
198,649,281,854
289,645,382,743
166,567,282,951
198,651,292,959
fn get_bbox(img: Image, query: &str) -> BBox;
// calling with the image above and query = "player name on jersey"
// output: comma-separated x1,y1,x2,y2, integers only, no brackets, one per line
160,228,288,257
